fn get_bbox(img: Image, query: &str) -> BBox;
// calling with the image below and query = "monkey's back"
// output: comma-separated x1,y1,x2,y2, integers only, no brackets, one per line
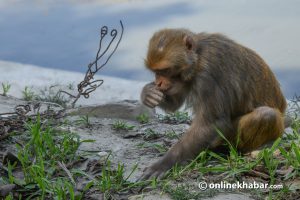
197,33,286,115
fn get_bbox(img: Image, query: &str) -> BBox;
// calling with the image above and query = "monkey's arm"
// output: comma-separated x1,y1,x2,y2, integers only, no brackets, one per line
140,117,233,180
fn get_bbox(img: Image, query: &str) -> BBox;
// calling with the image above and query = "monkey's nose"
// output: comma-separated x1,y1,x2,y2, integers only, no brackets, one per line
155,80,163,88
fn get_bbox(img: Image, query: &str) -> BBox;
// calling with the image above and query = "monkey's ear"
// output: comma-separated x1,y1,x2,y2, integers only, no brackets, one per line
183,35,194,50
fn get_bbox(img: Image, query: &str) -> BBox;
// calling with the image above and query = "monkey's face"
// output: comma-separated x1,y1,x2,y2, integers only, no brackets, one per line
145,29,198,95
149,61,195,96
154,69,186,95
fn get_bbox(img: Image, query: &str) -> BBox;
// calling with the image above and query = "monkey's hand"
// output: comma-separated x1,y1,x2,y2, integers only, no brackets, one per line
139,161,168,180
141,82,164,108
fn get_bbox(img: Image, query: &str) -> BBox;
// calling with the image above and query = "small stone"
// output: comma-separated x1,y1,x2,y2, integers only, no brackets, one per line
97,151,109,158
250,150,261,159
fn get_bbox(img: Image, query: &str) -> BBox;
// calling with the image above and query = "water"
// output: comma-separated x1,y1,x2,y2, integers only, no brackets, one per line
0,0,299,98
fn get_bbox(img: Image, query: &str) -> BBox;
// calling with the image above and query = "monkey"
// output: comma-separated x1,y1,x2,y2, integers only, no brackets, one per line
140,28,287,180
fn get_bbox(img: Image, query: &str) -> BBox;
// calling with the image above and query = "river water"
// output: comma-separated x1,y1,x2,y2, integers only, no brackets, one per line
0,0,299,98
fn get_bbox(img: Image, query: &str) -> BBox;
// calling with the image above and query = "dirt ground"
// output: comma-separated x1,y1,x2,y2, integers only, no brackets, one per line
1,95,299,199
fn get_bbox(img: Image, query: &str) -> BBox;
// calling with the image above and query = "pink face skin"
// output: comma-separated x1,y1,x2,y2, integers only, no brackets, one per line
155,75,185,96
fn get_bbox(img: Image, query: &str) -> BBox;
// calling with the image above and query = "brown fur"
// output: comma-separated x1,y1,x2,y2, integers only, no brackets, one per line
140,28,287,180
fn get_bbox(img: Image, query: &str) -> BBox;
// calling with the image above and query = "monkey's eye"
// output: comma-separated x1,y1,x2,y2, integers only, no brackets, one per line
155,68,171,76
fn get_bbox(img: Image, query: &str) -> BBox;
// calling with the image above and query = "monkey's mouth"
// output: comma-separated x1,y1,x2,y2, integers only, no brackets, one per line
164,87,177,95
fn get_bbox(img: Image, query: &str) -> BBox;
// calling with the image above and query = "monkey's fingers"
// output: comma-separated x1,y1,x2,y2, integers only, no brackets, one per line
144,99,157,108
151,89,164,98
149,93,164,102
138,166,167,182
145,96,162,108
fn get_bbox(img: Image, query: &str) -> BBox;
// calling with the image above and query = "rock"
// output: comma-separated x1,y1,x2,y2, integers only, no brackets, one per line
3,151,20,166
88,193,104,200
97,151,109,157
250,150,260,159
67,100,155,121
0,184,16,197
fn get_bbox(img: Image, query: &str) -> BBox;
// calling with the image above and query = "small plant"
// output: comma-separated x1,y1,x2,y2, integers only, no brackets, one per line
143,128,160,140
158,111,191,124
74,161,145,198
165,184,215,200
200,129,259,177
279,142,300,179
4,194,14,200
4,116,92,199
137,142,167,153
22,86,35,101
165,130,180,139
36,85,70,107
112,120,135,131
75,115,91,127
1,82,11,96
136,113,150,124
259,139,282,199
153,144,168,153
67,83,75,90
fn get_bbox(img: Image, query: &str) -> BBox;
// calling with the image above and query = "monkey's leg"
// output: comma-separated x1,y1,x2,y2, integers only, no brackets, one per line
236,106,285,153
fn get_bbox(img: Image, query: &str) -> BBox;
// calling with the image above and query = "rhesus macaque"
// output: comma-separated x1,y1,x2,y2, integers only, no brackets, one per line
140,29,287,180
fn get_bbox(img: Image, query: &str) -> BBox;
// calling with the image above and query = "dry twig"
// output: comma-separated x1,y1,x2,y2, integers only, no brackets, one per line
0,102,64,140
60,20,124,108
0,21,124,139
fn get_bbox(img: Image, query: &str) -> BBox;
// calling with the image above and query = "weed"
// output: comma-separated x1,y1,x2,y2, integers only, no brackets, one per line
75,115,91,127
74,161,146,197
197,129,260,178
165,129,180,139
4,194,14,200
67,83,75,90
167,151,209,179
112,120,135,131
36,85,70,107
136,113,150,124
165,184,216,200
137,142,167,153
279,119,300,179
22,86,35,101
5,116,89,199
143,128,160,140
1,82,11,96
158,111,191,124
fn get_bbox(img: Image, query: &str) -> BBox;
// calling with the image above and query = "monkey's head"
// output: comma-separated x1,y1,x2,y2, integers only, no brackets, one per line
145,29,198,95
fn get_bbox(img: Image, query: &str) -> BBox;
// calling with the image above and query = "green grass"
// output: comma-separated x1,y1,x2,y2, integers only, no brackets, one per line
35,86,70,107
71,160,148,199
75,115,91,128
165,129,180,139
2,116,148,199
165,184,216,200
3,116,299,199
21,85,71,107
4,116,89,199
112,120,135,131
143,128,160,140
2,98,299,199
1,82,11,96
137,142,168,154
158,111,191,124
22,86,36,101
161,118,300,199
136,113,150,124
